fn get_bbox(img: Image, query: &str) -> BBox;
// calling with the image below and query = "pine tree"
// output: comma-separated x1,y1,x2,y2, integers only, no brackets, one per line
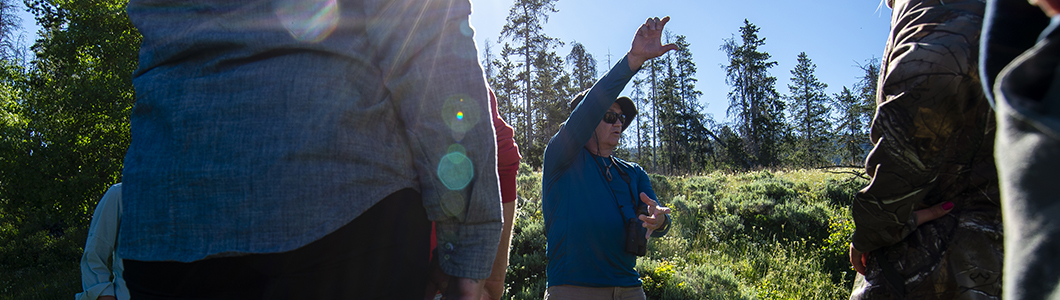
629,76,651,166
566,41,597,92
654,34,711,174
499,0,562,169
530,50,571,167
644,41,665,171
833,87,864,165
0,0,22,61
721,20,784,168
835,58,880,166
655,32,679,174
786,52,832,167
481,38,496,83
857,58,880,120
491,45,522,127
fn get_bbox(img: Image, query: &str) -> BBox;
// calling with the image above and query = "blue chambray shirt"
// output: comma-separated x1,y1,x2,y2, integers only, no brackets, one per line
119,0,502,279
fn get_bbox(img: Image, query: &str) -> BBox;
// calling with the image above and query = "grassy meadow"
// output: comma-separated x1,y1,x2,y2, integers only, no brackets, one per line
1,168,866,300
505,167,865,299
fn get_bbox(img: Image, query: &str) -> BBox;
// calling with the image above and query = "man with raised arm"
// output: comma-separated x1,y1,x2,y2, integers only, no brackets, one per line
541,16,675,300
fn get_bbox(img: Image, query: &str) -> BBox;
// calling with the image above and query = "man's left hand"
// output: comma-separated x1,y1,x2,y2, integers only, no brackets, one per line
638,192,671,239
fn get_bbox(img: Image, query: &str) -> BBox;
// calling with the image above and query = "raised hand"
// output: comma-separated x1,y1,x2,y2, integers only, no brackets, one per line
628,16,679,71
638,192,672,239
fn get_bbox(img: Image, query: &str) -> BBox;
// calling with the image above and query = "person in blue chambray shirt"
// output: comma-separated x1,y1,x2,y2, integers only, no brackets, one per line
118,0,502,299
541,16,675,300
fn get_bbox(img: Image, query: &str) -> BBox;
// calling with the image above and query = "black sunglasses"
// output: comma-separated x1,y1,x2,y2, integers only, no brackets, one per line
602,111,626,124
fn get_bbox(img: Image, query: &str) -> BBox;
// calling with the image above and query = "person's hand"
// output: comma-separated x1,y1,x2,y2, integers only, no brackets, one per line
443,277,485,300
914,201,954,227
637,192,672,239
848,201,954,275
627,16,679,71
849,243,868,275
424,276,485,300
1030,0,1060,16
481,278,503,300
424,258,486,300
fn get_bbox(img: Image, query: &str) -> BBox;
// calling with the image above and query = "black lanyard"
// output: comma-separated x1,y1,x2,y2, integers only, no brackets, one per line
592,154,638,221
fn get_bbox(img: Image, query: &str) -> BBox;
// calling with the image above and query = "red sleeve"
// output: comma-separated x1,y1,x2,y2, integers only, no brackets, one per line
490,88,521,203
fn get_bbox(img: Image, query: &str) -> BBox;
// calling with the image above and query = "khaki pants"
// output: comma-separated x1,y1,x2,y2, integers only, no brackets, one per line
544,285,646,300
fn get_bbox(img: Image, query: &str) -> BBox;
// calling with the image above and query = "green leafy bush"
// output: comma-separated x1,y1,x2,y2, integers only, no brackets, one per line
0,221,85,300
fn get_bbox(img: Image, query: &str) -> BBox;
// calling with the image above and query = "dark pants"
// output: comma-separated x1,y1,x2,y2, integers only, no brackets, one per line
124,189,431,300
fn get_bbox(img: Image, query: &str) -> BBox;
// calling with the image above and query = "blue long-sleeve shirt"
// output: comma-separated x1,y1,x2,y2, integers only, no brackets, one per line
542,55,668,287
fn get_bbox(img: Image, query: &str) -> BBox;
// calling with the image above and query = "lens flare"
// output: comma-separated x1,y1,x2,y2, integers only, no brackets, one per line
447,144,467,155
437,150,473,191
275,0,339,43
439,191,467,218
441,94,482,141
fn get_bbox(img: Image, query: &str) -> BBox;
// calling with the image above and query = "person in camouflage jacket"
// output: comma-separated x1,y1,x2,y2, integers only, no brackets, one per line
848,0,1003,299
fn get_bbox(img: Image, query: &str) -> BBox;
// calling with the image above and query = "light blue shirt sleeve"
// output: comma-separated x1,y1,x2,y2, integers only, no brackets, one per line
77,183,128,300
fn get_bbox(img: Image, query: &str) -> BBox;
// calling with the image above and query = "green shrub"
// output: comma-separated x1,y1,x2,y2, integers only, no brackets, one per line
505,196,547,298
516,172,542,202
737,177,797,203
682,263,749,300
648,174,674,201
0,222,85,300
638,259,698,300
822,214,857,285
824,178,864,206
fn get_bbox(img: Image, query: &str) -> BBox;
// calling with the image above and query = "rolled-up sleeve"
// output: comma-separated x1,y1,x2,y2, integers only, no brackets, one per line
77,184,124,300
368,0,501,279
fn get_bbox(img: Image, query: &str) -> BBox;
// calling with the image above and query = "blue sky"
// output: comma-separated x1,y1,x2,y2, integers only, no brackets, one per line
11,2,38,51
14,0,894,123
469,0,893,122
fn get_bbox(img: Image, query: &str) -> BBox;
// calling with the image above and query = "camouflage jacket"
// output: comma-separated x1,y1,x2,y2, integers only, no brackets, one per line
850,0,1003,298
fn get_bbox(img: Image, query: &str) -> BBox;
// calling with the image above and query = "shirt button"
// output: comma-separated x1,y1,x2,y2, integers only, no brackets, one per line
446,243,454,250
444,254,450,260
